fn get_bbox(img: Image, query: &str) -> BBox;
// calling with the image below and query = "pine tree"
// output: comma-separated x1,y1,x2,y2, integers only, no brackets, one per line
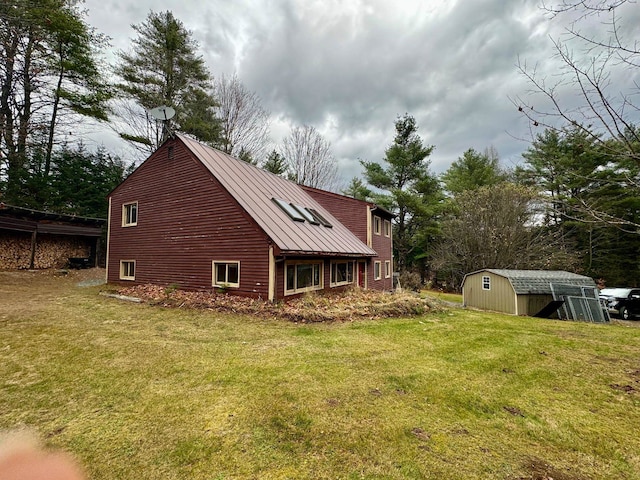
0,0,111,203
361,114,441,272
262,150,288,176
342,177,372,200
441,147,507,196
114,11,221,153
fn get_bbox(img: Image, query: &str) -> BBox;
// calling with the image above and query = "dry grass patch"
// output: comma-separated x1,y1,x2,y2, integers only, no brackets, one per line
114,284,442,322
2,270,640,479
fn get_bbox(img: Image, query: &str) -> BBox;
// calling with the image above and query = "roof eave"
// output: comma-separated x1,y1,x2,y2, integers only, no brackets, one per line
278,250,377,258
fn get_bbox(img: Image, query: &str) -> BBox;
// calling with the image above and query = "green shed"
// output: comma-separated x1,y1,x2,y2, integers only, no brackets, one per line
462,269,596,316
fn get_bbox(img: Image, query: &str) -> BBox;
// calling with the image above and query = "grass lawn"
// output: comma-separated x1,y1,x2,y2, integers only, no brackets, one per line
1,270,639,479
422,290,463,305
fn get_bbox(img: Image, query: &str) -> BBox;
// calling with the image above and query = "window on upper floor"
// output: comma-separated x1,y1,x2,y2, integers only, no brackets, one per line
122,202,138,227
213,261,240,288
384,219,391,237
374,216,381,235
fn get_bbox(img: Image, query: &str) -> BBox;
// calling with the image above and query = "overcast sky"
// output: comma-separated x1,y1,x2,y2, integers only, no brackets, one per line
82,0,640,187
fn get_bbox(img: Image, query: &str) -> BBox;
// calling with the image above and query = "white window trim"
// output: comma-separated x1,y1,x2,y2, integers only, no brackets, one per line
120,260,136,280
330,260,355,287
284,261,323,296
374,216,381,235
122,201,138,227
384,219,391,237
374,261,382,280
482,275,491,290
212,261,240,288
384,260,391,278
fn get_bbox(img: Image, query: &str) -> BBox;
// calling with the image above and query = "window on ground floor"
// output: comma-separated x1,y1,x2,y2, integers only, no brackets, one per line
385,260,391,278
213,261,240,288
330,260,354,287
374,261,381,280
482,275,491,290
285,261,323,295
120,260,135,280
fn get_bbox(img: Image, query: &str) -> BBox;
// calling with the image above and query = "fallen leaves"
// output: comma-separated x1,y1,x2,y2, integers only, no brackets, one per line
113,284,442,323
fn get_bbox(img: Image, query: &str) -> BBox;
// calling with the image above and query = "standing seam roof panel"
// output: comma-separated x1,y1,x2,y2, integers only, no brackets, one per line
472,269,596,295
179,135,376,256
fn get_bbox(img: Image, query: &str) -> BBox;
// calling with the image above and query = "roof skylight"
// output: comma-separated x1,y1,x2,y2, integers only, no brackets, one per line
307,208,333,228
272,198,305,222
292,204,319,225
272,198,333,228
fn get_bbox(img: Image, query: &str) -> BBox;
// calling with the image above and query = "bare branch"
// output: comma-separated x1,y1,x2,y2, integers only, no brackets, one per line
281,125,338,191
213,74,271,163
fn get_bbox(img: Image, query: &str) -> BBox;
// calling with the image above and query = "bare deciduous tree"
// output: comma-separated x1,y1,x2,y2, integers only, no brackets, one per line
281,125,338,190
512,0,639,163
213,74,270,164
433,183,579,288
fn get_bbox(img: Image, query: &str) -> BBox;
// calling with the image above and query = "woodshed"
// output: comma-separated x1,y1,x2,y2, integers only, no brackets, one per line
0,203,105,269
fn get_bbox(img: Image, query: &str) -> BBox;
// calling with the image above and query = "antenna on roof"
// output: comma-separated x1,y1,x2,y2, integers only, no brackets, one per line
148,105,176,142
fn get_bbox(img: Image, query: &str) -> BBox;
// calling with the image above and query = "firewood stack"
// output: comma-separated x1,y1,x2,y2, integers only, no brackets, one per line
1,232,91,269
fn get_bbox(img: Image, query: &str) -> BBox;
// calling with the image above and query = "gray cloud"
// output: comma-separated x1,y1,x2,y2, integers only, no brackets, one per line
83,0,639,181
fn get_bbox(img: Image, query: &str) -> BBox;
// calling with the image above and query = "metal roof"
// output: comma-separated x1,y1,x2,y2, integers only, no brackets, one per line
178,134,377,257
0,203,105,236
467,269,596,295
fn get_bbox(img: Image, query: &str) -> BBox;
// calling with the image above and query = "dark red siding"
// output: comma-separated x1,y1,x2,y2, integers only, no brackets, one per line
370,214,393,291
301,187,369,244
107,138,271,297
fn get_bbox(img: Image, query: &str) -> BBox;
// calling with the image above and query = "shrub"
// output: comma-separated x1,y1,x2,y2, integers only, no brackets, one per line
398,271,422,292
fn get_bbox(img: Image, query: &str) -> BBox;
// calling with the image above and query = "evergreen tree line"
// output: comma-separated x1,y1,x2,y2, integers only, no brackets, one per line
1,2,637,288
0,4,342,211
346,115,639,289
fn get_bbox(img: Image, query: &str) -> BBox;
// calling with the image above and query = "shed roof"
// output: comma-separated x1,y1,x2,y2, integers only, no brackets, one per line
0,203,105,236
178,134,377,257
465,269,595,295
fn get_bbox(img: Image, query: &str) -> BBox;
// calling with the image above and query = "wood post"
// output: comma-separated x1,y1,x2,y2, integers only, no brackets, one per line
29,228,37,269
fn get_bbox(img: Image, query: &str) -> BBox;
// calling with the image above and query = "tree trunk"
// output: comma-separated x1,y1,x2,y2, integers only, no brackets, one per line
45,43,65,177
1,34,19,193
18,29,34,160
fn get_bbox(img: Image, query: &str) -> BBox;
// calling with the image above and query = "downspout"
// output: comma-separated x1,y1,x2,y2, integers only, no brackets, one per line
390,222,394,291
366,206,372,248
268,246,275,302
105,197,112,282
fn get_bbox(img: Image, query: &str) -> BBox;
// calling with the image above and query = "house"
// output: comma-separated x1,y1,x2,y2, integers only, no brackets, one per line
0,203,105,269
300,185,394,292
462,269,597,316
106,134,393,301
